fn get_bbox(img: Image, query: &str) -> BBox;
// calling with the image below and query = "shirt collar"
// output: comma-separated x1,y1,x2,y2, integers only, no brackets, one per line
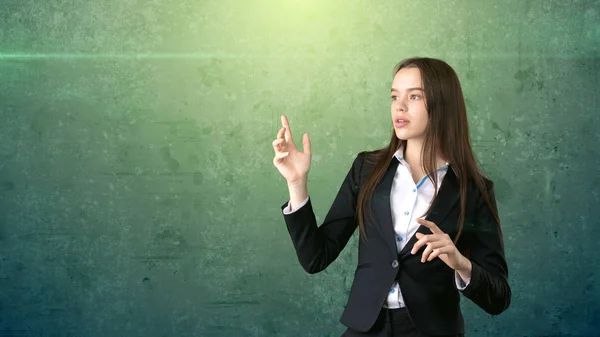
392,145,449,171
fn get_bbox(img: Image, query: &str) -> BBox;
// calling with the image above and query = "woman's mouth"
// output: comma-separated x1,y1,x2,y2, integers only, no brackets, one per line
394,119,410,128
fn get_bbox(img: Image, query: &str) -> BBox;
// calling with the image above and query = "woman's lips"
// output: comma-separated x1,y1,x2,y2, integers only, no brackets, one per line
394,120,410,128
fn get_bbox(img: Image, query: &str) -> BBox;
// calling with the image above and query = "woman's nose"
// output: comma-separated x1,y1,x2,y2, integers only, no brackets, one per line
394,100,406,112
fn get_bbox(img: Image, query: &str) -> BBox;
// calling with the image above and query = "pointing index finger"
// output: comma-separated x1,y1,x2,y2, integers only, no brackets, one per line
281,114,291,131
281,114,294,144
416,217,443,234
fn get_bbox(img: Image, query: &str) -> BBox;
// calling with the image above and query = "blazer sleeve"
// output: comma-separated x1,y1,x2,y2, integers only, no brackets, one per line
281,152,364,274
460,181,511,315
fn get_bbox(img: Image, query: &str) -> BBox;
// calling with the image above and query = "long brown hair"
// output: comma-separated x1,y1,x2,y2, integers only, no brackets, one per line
356,57,501,245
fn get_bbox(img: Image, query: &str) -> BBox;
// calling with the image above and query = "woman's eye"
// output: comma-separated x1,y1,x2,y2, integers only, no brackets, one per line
410,94,421,100
391,96,398,101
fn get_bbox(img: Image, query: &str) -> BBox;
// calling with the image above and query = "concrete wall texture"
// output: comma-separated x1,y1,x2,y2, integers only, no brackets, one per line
1,1,599,336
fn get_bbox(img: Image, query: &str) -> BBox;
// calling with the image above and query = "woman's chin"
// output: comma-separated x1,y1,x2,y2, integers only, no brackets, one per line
394,129,425,142
394,130,410,140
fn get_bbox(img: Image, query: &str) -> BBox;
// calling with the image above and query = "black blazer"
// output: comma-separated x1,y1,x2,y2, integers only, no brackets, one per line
281,151,511,335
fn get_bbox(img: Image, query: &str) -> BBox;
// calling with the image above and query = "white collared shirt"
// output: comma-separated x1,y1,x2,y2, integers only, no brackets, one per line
283,149,470,308
385,149,469,308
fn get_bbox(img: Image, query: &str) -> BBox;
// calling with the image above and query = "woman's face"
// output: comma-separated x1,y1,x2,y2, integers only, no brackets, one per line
390,67,429,142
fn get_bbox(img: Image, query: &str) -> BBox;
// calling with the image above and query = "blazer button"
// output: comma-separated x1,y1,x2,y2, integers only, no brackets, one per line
391,260,399,268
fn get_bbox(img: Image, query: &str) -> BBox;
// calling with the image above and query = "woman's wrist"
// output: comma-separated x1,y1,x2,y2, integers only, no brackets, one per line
456,255,472,280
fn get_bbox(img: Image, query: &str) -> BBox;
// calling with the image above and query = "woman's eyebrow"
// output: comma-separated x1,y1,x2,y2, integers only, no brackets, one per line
390,87,424,93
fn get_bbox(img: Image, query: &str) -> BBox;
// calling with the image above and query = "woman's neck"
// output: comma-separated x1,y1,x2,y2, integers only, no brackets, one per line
403,139,447,170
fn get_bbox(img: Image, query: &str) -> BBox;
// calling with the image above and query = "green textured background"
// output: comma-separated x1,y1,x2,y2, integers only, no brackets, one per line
1,1,599,336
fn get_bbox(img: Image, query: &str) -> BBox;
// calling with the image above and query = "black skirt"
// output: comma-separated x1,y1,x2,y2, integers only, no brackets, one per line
340,307,464,337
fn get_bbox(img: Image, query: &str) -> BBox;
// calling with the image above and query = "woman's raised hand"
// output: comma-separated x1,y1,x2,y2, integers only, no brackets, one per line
272,114,312,185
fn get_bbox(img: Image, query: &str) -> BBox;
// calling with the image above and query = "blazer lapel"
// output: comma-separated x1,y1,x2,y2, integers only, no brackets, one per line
398,165,460,258
371,158,401,258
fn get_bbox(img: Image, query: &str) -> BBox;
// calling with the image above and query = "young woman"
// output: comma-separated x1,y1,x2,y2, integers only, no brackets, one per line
271,57,510,337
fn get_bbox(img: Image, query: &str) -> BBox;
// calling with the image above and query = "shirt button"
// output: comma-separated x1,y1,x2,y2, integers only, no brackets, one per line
390,288,395,294
404,211,409,216
391,260,399,268
413,189,416,192
397,236,403,242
